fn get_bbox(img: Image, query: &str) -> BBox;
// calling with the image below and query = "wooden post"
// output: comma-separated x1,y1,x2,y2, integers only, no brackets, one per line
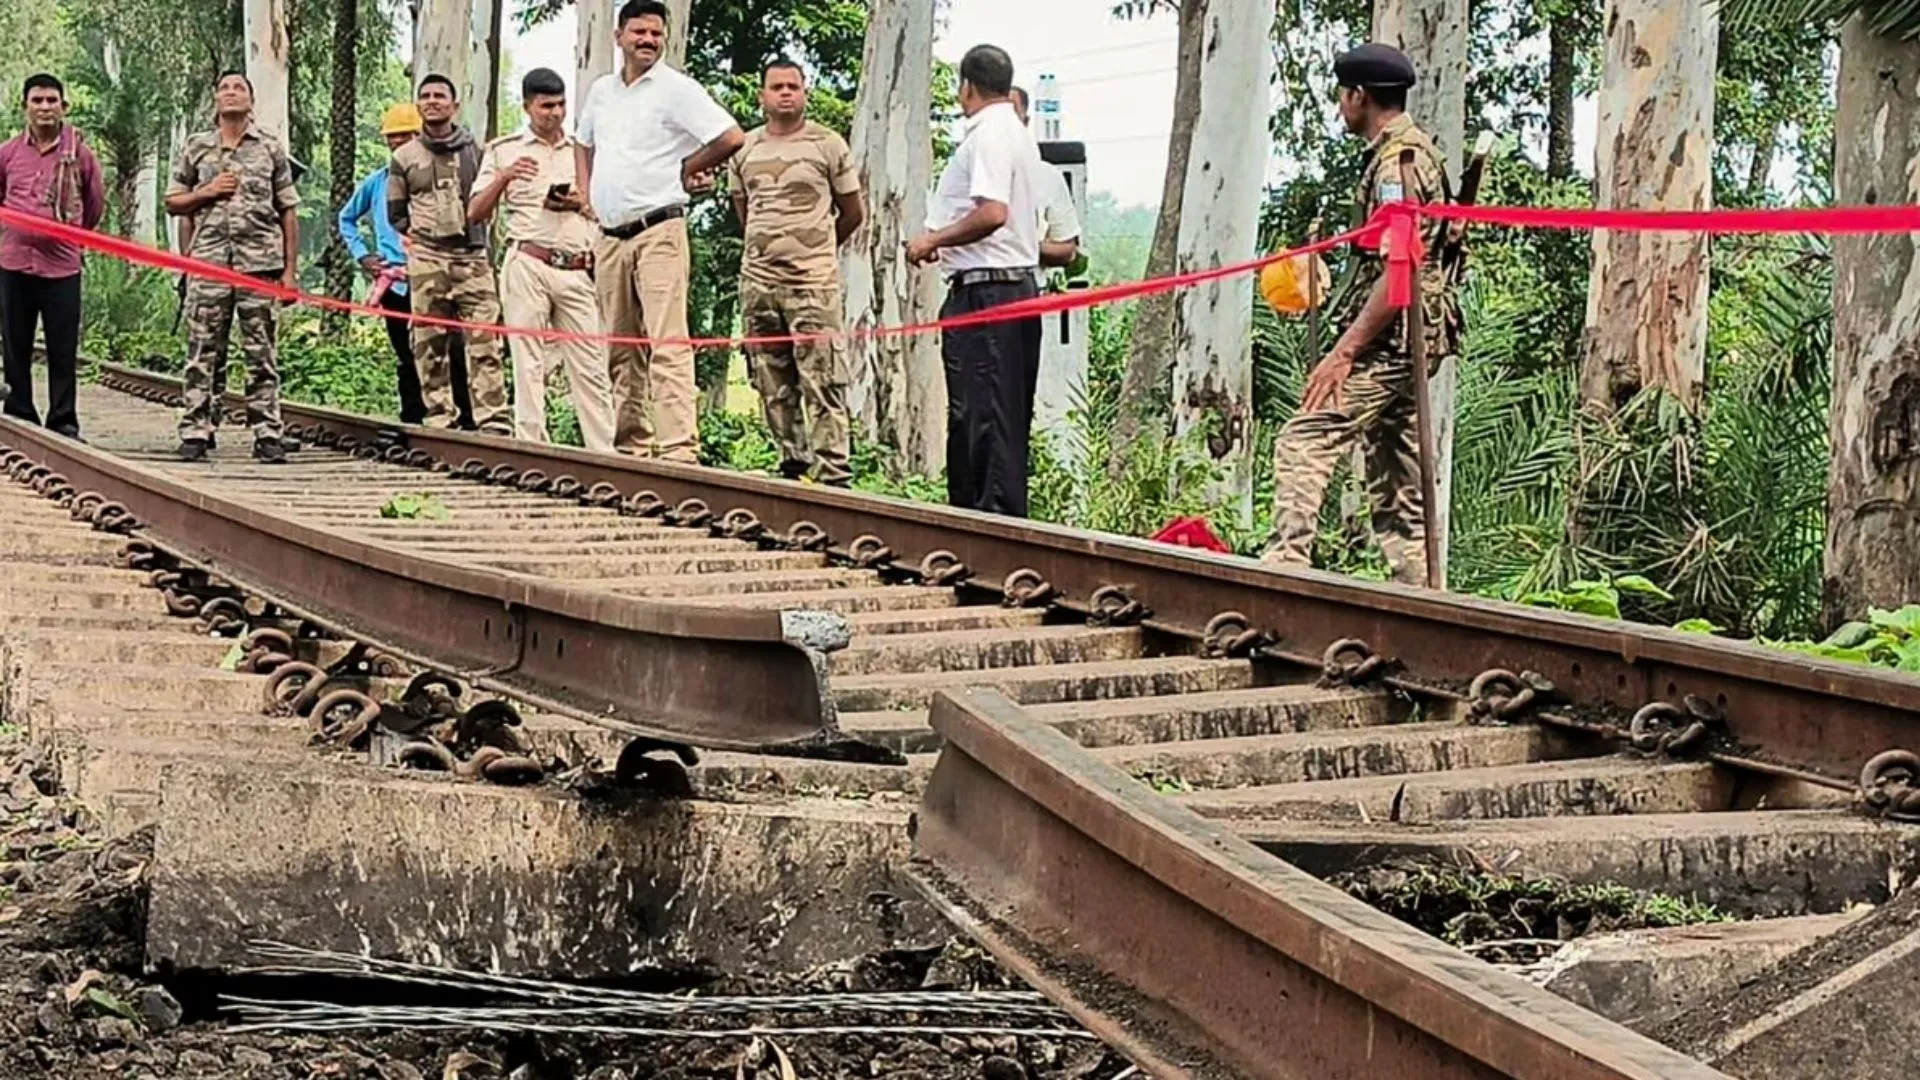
1400,150,1441,590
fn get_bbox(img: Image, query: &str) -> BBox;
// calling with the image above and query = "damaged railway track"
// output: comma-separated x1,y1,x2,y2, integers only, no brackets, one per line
0,360,1914,1078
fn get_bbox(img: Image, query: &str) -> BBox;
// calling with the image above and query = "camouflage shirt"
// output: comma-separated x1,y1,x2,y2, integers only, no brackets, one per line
727,121,859,289
168,125,298,274
1338,114,1461,360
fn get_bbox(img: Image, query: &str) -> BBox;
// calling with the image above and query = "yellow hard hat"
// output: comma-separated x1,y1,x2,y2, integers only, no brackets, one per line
380,103,423,136
1259,250,1332,316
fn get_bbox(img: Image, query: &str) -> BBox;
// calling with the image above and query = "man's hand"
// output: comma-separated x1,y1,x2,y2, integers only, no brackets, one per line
905,233,941,266
278,268,299,306
682,166,715,196
504,157,540,184
544,189,586,214
1300,350,1354,415
358,255,386,276
200,172,240,200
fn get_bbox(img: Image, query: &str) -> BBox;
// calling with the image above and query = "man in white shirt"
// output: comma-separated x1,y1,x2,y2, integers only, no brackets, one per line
575,0,744,462
1010,85,1083,271
470,68,615,451
906,45,1046,519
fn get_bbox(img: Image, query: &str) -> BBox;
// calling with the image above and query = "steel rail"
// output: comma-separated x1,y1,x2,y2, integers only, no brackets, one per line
0,413,862,757
911,688,1737,1080
98,361,1920,780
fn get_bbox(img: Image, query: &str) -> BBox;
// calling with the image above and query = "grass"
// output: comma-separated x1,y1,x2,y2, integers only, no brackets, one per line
1334,861,1731,956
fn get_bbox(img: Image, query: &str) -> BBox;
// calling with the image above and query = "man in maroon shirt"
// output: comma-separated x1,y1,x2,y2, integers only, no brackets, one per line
0,74,104,440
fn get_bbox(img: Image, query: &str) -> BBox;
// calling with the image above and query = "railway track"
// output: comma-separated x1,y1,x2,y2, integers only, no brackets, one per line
2,360,1916,1078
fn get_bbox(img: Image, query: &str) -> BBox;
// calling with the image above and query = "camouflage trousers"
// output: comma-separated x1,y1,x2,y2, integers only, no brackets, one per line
179,274,281,443
408,247,510,435
1265,352,1428,587
741,280,851,486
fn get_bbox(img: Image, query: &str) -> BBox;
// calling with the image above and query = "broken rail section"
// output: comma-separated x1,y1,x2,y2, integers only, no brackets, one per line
910,688,1737,1080
0,413,864,758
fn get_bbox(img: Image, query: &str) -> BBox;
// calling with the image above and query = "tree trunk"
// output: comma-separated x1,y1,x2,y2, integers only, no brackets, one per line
839,0,945,475
1581,0,1715,414
244,0,292,141
1547,11,1576,180
1747,121,1777,202
666,0,693,69
416,0,469,121
132,145,158,244
1107,0,1206,481
1373,0,1467,587
575,0,613,100
466,0,503,137
325,0,359,317
1824,16,1920,626
1168,0,1277,526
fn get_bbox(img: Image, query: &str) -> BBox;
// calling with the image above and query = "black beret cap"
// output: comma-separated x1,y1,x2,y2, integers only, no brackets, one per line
1334,42,1417,89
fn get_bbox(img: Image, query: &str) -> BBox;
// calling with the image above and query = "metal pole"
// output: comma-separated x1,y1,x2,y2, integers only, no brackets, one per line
1305,217,1323,361
1399,150,1442,591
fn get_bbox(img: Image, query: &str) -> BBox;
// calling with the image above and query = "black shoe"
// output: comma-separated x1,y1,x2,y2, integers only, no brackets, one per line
177,439,209,462
53,429,85,444
207,432,217,450
252,438,286,464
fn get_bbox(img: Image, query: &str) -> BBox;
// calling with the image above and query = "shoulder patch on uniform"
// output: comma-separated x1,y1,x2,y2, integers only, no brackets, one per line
1377,177,1405,203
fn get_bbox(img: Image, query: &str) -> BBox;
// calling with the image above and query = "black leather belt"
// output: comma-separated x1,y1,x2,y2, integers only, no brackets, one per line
600,205,686,240
948,267,1038,287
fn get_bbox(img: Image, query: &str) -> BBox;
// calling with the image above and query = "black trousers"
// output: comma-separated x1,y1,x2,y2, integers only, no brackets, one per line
0,268,82,436
378,287,473,428
941,277,1042,518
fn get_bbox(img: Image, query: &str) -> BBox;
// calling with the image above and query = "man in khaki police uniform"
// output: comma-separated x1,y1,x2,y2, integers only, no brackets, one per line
469,68,614,450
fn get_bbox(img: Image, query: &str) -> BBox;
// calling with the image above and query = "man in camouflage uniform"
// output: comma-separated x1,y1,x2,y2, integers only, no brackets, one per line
1264,43,1461,587
163,71,299,463
727,58,864,485
386,73,510,434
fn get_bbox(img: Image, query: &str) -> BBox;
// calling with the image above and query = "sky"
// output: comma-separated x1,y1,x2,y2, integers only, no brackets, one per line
504,0,1604,216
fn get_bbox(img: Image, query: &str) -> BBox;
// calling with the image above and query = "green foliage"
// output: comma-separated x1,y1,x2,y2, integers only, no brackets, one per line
379,492,450,520
1766,607,1920,671
1336,862,1730,955
1520,574,1672,620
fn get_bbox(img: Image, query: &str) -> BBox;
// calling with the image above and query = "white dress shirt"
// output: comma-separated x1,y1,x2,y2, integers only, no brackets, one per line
927,100,1042,273
1037,166,1081,244
577,63,736,229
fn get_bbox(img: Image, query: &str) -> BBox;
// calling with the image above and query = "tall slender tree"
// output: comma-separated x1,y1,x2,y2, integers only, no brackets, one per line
840,0,944,472
1581,0,1717,413
1825,13,1920,623
1109,0,1207,480
245,0,293,139
324,0,359,315
1168,0,1279,523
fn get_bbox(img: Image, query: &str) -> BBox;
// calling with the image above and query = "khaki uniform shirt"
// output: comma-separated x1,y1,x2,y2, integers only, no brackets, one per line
1341,114,1461,359
167,124,298,274
727,121,859,289
474,128,597,254
386,127,487,254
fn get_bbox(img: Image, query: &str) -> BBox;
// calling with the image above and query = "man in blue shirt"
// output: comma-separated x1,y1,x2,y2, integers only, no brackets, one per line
336,103,472,426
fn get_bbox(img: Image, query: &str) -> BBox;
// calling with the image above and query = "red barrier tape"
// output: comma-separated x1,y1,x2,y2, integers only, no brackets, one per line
0,205,1376,351
1420,202,1920,234
7,200,1915,351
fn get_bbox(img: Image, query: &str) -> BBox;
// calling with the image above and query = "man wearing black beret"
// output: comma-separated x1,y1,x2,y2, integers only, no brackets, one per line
1264,42,1462,588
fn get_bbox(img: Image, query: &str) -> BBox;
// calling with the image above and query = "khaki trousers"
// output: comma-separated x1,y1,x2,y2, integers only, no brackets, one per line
594,216,696,461
500,248,615,452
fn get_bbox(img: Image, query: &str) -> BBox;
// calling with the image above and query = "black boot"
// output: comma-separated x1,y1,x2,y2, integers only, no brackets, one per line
177,439,209,462
252,437,286,464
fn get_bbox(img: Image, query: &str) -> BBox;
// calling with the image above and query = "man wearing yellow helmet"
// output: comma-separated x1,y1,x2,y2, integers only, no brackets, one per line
1263,42,1460,588
335,102,474,426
